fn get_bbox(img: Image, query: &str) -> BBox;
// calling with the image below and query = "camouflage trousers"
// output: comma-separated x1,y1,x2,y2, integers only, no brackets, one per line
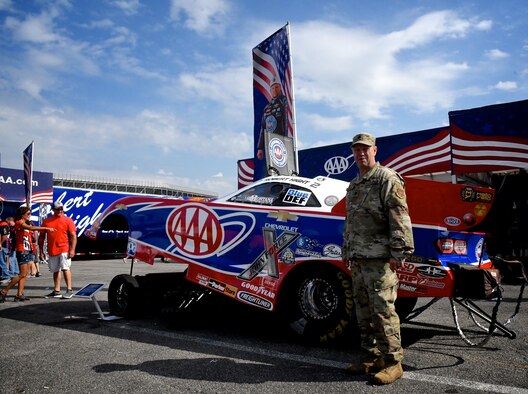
350,258,403,362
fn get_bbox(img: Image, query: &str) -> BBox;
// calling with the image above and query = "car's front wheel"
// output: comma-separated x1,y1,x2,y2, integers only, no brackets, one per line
280,266,356,345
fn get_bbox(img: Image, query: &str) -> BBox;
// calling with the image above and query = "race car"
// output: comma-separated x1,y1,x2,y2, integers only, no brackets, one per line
86,175,494,344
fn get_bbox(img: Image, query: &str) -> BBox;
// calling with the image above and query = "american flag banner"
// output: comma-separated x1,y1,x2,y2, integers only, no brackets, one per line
449,100,528,174
23,141,34,207
252,23,297,180
381,127,451,176
237,158,254,189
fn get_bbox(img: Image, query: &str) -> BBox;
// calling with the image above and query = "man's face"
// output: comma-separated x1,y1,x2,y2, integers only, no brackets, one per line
352,144,377,170
270,83,282,98
53,208,64,217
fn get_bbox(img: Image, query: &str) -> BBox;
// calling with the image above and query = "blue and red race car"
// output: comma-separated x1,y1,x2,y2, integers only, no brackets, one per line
87,175,494,343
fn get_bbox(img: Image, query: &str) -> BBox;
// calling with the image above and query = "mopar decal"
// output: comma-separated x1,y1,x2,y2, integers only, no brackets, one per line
238,229,300,280
237,291,272,310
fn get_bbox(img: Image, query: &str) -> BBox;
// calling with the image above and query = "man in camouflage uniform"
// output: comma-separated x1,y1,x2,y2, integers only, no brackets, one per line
342,132,414,385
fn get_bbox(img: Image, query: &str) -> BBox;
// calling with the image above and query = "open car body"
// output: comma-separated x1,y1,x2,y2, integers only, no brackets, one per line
87,175,494,343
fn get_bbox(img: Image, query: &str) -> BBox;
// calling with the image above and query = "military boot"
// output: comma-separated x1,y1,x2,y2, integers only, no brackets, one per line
372,361,403,384
345,357,384,375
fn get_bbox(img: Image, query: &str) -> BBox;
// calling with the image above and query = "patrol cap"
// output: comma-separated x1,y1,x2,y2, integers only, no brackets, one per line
271,76,281,86
52,201,64,210
351,132,376,147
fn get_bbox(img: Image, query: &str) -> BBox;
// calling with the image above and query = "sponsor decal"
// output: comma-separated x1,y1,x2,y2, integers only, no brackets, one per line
417,266,447,278
417,277,445,288
241,282,276,299
238,229,300,280
127,240,137,257
461,187,493,203
281,248,295,265
165,203,255,259
476,238,484,259
264,223,299,232
208,278,226,292
268,138,288,168
399,283,427,294
444,216,461,226
398,274,418,284
237,291,273,310
167,204,223,257
265,115,278,132
297,236,321,250
224,285,237,298
324,156,350,175
267,211,298,223
296,249,322,258
400,262,415,273
474,203,487,217
282,189,311,206
323,244,342,258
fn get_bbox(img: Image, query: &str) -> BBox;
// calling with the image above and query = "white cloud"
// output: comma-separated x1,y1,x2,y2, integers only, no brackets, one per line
5,13,60,43
495,81,517,91
292,11,488,120
110,0,141,15
485,49,509,60
304,113,353,132
169,0,230,35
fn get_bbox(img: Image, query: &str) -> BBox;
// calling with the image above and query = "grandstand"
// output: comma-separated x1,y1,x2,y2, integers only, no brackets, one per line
53,174,218,199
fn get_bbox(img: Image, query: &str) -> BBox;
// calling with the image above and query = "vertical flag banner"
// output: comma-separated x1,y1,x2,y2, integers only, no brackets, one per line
252,23,297,181
23,141,34,207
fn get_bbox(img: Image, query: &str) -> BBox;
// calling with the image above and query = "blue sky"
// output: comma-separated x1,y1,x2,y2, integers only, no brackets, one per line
1,0,527,196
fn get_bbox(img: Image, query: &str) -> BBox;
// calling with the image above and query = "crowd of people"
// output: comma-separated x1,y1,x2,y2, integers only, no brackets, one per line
0,201,77,303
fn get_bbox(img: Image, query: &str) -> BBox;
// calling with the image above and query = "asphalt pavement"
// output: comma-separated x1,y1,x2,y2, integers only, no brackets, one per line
1,258,527,394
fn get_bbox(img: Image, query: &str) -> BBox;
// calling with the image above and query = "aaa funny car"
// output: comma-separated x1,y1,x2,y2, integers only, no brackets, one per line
86,175,494,343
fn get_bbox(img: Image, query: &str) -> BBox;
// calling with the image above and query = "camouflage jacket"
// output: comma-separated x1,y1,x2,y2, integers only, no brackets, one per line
342,163,414,261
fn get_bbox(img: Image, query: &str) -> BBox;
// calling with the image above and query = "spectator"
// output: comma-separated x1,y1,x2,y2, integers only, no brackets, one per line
0,217,11,285
39,201,77,299
0,207,55,302
6,217,19,278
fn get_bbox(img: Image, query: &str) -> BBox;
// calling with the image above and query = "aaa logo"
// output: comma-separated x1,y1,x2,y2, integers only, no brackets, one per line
167,204,223,257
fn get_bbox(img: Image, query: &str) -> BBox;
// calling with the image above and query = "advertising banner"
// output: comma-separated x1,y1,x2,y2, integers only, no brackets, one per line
252,24,297,180
0,166,53,204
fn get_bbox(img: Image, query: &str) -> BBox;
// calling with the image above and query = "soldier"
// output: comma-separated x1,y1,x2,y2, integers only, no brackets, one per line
256,76,288,160
342,132,414,385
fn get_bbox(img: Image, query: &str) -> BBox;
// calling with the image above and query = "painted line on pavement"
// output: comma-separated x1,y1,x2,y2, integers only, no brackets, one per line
116,323,528,393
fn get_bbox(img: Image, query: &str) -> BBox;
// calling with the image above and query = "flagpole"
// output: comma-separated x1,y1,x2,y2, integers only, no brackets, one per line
286,22,299,175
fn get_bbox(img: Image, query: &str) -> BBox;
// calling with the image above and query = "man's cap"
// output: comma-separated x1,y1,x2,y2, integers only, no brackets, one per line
351,132,376,147
271,76,281,86
52,201,64,210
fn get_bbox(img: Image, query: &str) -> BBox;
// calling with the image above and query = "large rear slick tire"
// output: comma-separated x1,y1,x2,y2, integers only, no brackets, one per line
280,266,356,345
108,274,142,318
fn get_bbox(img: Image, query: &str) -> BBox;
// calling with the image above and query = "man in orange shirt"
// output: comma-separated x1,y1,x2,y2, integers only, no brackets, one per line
39,201,77,299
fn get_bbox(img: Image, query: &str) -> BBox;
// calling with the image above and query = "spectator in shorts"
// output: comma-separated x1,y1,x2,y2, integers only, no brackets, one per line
0,207,55,302
39,201,77,299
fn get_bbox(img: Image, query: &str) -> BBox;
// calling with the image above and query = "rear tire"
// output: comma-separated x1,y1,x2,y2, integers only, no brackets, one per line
280,266,356,345
108,274,141,318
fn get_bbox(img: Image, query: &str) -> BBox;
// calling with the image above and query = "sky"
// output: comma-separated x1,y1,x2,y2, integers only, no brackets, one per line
0,0,527,196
